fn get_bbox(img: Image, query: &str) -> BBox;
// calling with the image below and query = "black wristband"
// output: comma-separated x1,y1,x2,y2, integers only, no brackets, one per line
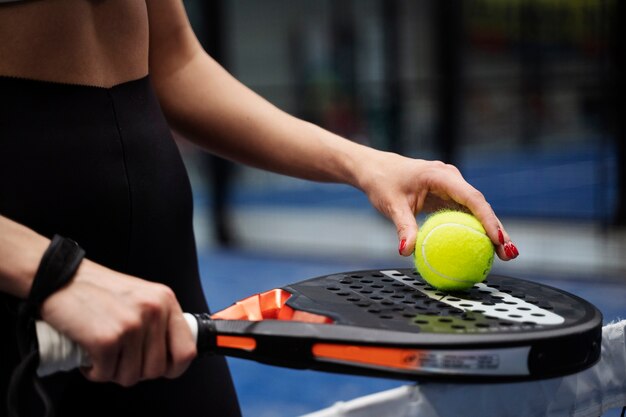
27,235,85,309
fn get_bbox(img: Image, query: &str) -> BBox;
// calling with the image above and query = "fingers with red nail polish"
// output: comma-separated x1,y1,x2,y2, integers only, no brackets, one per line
503,242,519,259
503,243,513,258
498,228,505,245
398,238,407,256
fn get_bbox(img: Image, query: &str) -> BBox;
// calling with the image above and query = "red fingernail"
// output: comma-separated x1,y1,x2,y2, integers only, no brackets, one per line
498,229,505,245
510,242,519,257
504,243,514,258
399,239,407,255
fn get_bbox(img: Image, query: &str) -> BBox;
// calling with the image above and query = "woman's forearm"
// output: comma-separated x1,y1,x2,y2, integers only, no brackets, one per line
153,51,374,188
0,215,49,298
145,0,373,189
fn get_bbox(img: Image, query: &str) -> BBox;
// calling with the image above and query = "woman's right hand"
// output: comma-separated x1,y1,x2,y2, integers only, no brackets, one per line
39,259,197,387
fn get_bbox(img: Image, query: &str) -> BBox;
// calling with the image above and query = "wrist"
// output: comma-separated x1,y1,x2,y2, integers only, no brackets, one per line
26,235,85,312
349,147,400,193
0,216,50,299
321,127,380,190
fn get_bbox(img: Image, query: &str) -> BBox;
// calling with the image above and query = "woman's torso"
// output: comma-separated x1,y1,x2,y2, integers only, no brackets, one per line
0,2,244,415
0,0,148,86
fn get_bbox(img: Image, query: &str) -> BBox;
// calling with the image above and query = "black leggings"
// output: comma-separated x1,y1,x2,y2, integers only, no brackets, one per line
0,76,241,416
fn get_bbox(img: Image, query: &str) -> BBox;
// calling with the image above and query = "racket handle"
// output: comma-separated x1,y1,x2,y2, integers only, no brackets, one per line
35,313,199,377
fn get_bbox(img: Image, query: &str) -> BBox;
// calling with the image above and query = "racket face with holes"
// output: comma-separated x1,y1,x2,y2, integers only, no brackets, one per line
208,268,602,382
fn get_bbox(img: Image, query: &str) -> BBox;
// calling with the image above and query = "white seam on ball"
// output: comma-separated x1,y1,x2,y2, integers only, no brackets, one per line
420,222,491,284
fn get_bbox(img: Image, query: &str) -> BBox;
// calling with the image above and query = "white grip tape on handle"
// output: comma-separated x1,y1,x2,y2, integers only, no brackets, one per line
35,313,199,377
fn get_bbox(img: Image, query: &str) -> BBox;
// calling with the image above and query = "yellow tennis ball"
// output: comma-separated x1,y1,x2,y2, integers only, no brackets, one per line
414,210,494,291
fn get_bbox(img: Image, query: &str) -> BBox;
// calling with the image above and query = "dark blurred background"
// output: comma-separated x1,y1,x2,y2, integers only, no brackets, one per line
176,1,625,416
184,0,623,222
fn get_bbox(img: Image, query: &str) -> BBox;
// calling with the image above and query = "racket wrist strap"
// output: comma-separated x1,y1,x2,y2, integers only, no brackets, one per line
8,235,85,417
27,235,85,313
18,234,85,357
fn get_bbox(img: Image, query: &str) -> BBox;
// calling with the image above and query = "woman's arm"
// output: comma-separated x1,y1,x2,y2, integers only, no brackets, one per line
0,216,49,298
146,0,517,260
0,215,196,386
146,0,365,185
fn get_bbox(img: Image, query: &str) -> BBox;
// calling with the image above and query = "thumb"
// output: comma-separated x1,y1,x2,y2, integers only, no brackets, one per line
393,207,418,257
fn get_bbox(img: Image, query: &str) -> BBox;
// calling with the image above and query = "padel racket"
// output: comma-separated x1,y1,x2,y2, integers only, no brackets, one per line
35,269,602,382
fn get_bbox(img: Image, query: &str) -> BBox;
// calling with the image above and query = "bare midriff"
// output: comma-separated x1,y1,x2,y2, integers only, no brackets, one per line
0,0,148,87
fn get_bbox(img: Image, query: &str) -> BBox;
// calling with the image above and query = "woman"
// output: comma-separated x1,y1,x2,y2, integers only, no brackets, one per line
0,1,518,416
